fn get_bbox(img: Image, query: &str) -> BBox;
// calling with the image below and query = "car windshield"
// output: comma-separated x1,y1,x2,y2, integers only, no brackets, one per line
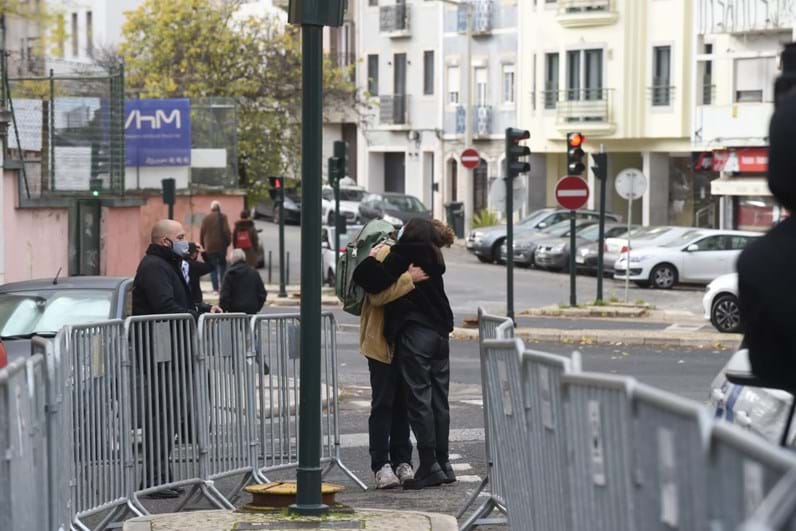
0,289,114,337
340,189,366,201
662,230,708,247
518,209,555,226
576,224,625,241
383,195,427,213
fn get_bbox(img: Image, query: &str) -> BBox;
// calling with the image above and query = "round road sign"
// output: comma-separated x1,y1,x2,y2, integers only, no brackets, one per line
461,148,481,170
555,176,590,211
615,168,648,200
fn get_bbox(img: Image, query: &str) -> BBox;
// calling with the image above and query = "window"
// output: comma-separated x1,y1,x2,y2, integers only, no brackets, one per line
689,235,726,251
702,43,713,105
423,51,434,95
502,63,515,104
652,45,671,106
71,12,78,57
448,65,460,105
567,49,603,101
86,11,93,58
544,53,559,109
367,54,379,95
734,57,777,103
567,50,581,100
475,67,488,106
369,0,377,5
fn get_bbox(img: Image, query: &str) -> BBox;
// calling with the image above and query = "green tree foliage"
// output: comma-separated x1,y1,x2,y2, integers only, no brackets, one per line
120,0,364,198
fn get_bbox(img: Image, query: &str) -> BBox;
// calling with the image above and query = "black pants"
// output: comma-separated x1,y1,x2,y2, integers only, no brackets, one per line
368,357,412,472
394,322,451,465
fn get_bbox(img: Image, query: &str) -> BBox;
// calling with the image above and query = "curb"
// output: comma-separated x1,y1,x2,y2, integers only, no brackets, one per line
519,306,705,324
450,326,741,350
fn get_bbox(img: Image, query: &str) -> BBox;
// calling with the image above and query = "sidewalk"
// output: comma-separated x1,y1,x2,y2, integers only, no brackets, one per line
124,508,456,530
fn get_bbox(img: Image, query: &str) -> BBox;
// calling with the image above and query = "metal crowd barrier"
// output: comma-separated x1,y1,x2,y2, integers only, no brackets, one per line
250,312,365,490
0,355,48,531
740,469,796,531
458,309,514,530
126,314,232,513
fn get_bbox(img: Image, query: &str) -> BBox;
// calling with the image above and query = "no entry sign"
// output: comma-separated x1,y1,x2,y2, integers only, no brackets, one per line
555,176,590,210
461,148,481,169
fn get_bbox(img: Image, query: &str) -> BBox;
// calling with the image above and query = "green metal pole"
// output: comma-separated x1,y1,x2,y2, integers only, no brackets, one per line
290,23,328,516
278,180,287,298
506,172,514,322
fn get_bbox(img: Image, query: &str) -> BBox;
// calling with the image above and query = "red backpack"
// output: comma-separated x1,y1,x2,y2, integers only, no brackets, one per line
235,229,252,249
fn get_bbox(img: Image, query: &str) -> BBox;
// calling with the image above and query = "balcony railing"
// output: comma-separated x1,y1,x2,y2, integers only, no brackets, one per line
649,84,675,107
379,95,410,126
458,0,494,34
700,84,717,106
698,0,796,34
552,88,615,128
556,0,617,27
452,105,493,136
380,4,411,36
543,83,559,110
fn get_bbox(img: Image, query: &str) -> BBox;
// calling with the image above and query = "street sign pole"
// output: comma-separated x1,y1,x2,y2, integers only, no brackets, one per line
278,180,287,298
570,209,577,306
506,166,514,320
615,168,648,304
333,140,347,267
594,147,607,302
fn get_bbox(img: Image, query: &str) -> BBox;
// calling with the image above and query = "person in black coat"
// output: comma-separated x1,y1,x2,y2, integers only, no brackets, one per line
353,218,456,490
738,93,796,389
131,219,221,498
185,243,213,305
220,249,267,314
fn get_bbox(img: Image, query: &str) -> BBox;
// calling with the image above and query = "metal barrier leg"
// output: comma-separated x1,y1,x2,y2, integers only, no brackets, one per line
460,496,507,531
201,481,236,510
456,476,489,519
781,397,796,447
326,446,369,491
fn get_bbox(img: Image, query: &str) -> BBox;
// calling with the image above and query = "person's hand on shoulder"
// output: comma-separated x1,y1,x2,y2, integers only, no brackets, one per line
408,264,428,283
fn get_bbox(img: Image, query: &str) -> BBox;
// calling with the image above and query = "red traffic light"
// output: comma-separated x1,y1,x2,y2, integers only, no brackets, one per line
568,132,585,147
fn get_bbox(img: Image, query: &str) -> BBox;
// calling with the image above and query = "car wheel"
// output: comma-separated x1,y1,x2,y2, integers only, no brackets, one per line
650,264,677,290
477,255,491,264
711,294,741,333
492,240,504,264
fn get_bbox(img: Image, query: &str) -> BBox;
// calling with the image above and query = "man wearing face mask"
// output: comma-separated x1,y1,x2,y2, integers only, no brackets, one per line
131,219,221,499
133,219,222,318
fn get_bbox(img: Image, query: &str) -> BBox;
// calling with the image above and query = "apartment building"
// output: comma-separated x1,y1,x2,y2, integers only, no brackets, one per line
518,0,696,228
355,0,446,218
693,0,794,231
442,0,520,225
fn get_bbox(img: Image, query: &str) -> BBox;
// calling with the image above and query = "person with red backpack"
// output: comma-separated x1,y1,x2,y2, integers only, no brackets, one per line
233,210,260,268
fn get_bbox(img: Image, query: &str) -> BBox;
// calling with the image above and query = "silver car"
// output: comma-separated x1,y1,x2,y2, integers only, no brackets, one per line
499,219,599,267
535,223,632,272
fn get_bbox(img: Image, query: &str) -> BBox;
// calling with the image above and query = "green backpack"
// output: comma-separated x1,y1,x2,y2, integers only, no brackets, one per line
336,219,396,316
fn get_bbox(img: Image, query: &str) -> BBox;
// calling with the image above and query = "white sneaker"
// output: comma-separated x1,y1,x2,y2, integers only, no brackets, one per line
394,462,414,485
375,463,400,489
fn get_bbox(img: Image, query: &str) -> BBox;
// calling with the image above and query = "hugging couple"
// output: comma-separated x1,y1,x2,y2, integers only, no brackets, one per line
353,217,456,490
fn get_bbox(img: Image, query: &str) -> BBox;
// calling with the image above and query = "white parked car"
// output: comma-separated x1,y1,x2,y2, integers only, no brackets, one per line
613,229,760,289
322,178,367,227
321,224,362,286
579,225,694,273
703,273,741,333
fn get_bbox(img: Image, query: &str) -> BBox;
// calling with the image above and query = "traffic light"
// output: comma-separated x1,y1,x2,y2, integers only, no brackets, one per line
268,176,283,201
328,157,343,187
567,132,586,176
591,152,607,182
505,128,531,179
161,178,176,205
89,178,103,198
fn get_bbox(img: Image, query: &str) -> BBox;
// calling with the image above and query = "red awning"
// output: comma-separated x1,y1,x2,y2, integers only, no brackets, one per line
711,148,768,173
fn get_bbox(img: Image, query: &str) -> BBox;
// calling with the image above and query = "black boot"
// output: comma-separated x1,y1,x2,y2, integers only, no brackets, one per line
403,448,447,490
439,461,457,484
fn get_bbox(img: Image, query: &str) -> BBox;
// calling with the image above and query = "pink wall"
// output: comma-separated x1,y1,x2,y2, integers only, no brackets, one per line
3,172,70,283
101,206,143,277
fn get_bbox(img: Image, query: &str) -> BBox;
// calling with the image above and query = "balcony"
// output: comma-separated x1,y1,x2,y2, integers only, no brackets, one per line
556,0,618,28
458,0,494,35
380,4,411,38
379,95,410,127
453,105,493,136
550,88,616,135
698,0,796,35
648,84,675,107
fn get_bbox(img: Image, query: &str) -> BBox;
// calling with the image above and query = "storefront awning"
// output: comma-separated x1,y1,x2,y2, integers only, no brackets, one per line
711,178,771,197
695,147,769,173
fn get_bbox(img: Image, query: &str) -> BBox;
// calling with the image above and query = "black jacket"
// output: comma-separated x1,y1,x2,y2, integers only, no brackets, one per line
188,257,213,304
353,241,453,341
219,262,267,314
133,244,210,319
738,216,796,389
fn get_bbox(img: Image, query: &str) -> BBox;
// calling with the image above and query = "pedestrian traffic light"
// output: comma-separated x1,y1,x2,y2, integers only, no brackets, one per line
567,132,586,176
505,128,531,179
591,152,607,182
161,178,176,205
328,157,343,187
89,178,103,198
268,176,283,202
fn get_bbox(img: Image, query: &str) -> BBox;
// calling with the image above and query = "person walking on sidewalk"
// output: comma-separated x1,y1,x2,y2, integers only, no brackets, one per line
354,218,456,490
220,249,267,314
233,210,260,268
200,200,232,292
132,219,222,499
354,238,429,489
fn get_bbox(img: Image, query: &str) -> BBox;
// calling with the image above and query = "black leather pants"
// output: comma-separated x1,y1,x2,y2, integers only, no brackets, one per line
394,322,451,466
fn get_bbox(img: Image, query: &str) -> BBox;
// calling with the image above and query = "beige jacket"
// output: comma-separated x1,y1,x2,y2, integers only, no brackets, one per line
359,245,414,364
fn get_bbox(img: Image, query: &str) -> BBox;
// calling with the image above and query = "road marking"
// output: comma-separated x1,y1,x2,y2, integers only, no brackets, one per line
664,323,703,332
452,463,472,471
460,399,483,407
348,400,371,409
339,428,484,449
457,475,483,483
449,453,462,461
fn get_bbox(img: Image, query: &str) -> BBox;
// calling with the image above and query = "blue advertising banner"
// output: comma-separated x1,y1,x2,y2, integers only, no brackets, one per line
125,98,191,167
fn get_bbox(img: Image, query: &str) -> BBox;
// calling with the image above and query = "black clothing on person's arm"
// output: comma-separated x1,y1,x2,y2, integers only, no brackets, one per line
132,244,210,318
738,217,796,389
188,258,213,304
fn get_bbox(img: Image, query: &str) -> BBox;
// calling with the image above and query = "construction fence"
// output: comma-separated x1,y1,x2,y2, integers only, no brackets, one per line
0,312,363,531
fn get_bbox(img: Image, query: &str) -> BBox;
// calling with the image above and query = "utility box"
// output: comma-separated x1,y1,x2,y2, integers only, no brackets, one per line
289,0,346,27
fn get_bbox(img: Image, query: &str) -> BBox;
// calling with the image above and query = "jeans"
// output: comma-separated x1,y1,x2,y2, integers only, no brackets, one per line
393,322,451,466
205,252,227,291
368,357,412,472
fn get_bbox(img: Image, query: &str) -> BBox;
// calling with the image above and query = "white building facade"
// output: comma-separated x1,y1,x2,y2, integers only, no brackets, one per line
692,0,794,231
518,0,699,228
